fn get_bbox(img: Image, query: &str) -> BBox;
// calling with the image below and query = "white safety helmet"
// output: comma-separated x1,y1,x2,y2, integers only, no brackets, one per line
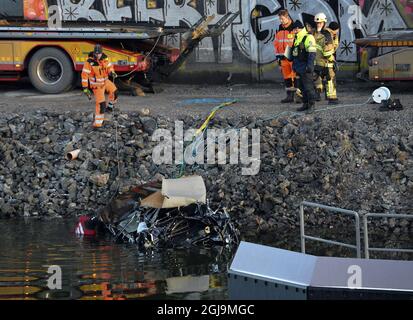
314,13,327,23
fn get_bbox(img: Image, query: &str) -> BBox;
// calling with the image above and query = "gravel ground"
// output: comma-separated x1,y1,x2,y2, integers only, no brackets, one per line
0,80,412,121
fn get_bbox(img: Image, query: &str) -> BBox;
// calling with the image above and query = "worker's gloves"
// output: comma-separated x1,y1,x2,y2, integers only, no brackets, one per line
82,88,92,100
110,72,117,79
82,88,92,96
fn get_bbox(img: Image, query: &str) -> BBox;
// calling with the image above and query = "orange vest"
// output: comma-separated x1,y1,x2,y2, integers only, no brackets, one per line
81,53,114,89
274,21,295,55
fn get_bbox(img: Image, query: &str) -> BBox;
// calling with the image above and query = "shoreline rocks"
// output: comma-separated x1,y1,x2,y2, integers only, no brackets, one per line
0,110,412,240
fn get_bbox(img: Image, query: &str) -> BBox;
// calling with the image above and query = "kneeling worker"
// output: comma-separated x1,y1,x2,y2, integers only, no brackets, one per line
290,20,317,112
82,44,118,128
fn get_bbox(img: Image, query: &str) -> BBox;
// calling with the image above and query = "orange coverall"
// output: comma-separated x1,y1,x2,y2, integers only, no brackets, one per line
274,20,296,91
81,53,117,128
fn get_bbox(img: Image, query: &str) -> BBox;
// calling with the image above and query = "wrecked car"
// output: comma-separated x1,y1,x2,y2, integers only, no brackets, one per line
75,176,240,251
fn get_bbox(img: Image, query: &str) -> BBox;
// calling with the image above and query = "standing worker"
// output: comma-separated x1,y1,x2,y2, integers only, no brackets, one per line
82,44,118,128
274,9,296,103
326,21,340,54
290,20,317,112
313,13,339,105
326,21,340,98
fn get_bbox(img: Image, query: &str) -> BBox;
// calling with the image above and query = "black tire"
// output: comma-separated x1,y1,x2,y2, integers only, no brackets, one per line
28,47,74,94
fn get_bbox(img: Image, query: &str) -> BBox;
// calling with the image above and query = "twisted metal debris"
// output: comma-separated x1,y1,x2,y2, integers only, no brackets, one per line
78,177,240,251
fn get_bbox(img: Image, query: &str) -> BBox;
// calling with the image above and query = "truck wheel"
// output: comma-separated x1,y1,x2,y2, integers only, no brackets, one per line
28,48,74,94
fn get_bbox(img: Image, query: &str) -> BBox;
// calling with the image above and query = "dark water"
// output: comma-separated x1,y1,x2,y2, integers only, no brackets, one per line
1,218,411,300
0,219,232,300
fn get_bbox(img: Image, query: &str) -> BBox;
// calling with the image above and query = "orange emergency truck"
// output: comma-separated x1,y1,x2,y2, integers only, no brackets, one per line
0,2,237,94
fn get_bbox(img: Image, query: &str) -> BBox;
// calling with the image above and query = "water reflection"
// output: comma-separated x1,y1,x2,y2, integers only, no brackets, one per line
0,219,231,300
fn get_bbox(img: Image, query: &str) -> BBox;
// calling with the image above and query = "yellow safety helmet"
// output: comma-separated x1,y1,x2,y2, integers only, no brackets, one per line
314,13,327,23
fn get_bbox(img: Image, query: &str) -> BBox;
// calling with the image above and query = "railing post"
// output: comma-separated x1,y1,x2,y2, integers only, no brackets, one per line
363,213,413,259
300,203,305,254
363,215,370,259
299,201,361,258
355,213,361,258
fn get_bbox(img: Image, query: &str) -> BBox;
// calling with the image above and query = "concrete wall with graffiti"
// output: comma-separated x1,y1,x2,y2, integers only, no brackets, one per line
2,0,413,81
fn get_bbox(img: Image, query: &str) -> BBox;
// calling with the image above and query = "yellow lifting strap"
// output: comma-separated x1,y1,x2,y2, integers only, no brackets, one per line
195,100,237,136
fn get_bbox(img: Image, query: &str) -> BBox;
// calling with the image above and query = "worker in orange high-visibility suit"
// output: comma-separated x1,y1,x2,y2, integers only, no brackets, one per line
82,44,118,128
274,9,296,103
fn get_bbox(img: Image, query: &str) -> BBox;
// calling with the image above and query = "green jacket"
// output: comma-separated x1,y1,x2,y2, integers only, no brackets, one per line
291,28,317,74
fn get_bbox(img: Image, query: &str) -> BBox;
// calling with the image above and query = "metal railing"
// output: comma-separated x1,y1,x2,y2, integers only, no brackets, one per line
300,201,361,258
363,213,413,259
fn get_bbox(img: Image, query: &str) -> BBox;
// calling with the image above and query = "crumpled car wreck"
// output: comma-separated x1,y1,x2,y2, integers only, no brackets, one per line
75,176,240,251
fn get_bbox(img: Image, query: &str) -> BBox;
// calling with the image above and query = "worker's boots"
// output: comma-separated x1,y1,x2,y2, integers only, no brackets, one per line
106,102,115,112
92,103,106,128
328,98,339,105
295,89,303,104
102,103,114,122
281,91,294,103
296,102,314,112
314,89,323,101
92,116,104,128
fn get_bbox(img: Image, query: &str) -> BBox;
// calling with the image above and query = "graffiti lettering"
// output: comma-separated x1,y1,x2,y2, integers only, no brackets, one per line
17,0,412,65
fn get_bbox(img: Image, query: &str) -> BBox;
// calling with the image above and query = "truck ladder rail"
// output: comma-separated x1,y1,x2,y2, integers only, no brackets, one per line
0,24,191,40
0,31,159,40
0,26,162,40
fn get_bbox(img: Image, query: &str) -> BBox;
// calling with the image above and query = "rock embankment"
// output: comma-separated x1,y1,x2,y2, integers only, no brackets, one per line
0,109,412,239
